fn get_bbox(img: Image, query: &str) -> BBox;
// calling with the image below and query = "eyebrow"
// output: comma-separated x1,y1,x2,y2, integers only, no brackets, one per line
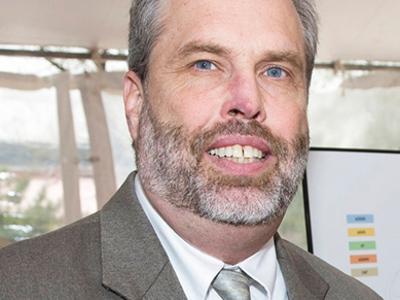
175,41,305,72
176,41,231,58
260,50,305,72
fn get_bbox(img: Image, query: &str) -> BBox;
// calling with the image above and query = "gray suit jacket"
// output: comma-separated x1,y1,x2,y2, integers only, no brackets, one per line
0,173,381,299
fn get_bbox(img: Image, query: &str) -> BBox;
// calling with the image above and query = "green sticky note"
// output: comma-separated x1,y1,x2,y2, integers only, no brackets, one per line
349,241,376,250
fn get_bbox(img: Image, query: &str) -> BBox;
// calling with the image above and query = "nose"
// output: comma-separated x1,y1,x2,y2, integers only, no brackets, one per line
220,74,266,122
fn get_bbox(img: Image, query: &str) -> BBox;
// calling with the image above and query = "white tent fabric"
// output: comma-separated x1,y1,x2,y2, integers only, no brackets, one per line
0,0,131,50
316,0,400,62
0,0,399,62
0,71,123,223
342,71,400,89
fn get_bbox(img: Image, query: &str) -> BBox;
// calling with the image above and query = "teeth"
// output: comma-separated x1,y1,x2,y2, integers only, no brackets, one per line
208,144,265,160
233,145,242,157
226,146,233,157
243,146,253,158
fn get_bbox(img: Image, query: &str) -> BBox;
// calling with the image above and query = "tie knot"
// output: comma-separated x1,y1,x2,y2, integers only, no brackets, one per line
212,267,251,300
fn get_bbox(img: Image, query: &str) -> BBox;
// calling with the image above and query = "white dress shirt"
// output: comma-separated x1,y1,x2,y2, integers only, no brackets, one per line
135,176,288,300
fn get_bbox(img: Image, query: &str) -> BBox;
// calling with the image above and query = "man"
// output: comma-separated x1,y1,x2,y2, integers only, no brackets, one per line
0,0,382,299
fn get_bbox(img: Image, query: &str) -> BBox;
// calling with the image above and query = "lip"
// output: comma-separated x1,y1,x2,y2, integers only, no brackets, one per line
205,135,275,176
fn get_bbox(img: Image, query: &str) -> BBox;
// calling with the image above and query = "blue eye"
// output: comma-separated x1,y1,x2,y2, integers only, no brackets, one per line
194,60,216,70
265,67,287,78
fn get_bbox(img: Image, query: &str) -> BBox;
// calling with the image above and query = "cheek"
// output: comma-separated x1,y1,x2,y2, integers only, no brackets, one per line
178,91,224,132
150,79,224,131
267,102,308,140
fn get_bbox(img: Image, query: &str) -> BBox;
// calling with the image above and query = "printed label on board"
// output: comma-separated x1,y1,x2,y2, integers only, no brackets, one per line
351,268,378,277
350,255,377,264
348,228,375,237
349,241,377,250
347,214,374,224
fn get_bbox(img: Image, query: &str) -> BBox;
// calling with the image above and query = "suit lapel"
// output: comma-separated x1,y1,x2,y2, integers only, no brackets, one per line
100,172,186,300
100,173,328,299
275,235,329,300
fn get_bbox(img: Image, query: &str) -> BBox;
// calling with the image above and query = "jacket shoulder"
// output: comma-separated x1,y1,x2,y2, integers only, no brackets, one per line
277,237,382,299
0,213,103,298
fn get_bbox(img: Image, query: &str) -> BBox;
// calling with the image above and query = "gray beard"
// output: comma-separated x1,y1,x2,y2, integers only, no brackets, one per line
135,100,309,225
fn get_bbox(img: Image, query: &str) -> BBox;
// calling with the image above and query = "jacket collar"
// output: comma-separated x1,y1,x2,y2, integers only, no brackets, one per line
100,173,329,299
275,234,329,300
100,172,186,300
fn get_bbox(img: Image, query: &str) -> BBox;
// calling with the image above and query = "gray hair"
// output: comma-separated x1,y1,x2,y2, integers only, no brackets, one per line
128,0,318,84
292,0,319,84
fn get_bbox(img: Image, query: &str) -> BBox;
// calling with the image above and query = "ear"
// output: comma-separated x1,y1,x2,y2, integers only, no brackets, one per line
123,71,144,141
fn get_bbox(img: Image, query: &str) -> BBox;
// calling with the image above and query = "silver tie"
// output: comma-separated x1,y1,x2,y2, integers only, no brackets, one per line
212,267,251,300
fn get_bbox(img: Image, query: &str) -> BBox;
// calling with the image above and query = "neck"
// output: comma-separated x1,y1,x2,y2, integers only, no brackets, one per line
144,188,283,265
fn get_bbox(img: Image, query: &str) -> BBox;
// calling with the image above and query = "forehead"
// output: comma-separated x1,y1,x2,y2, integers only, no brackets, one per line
156,0,305,57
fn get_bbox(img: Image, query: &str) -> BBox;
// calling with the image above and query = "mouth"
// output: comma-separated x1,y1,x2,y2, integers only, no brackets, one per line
208,144,266,164
204,135,274,176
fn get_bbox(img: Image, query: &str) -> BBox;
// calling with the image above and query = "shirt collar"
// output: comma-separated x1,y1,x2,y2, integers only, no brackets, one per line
134,175,278,299
237,238,278,298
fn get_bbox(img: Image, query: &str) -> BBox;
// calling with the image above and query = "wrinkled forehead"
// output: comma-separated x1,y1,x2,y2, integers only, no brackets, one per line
161,0,303,35
150,0,306,71
156,0,304,54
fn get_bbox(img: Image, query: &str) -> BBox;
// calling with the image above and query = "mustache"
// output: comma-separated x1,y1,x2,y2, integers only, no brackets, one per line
190,119,290,160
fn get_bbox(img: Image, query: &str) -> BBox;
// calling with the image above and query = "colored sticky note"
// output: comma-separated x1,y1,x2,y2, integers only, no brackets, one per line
350,255,377,264
347,214,374,224
349,241,376,251
348,228,375,237
351,268,378,277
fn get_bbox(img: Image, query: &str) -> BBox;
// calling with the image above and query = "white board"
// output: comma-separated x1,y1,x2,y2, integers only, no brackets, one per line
305,148,400,299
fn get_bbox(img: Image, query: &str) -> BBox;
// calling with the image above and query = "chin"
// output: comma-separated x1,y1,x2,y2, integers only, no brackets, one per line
193,184,290,226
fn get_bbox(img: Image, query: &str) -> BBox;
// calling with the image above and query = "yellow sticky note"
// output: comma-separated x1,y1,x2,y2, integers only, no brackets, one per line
348,228,375,237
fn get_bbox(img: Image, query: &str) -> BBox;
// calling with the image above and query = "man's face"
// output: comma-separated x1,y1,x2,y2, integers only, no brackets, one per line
128,0,309,225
